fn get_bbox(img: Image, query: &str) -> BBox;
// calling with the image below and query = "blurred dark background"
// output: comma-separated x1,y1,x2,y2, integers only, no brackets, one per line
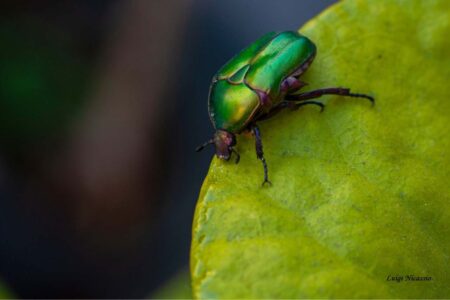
0,0,335,298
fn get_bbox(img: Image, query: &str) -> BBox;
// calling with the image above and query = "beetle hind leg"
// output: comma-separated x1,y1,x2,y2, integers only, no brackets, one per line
256,99,324,123
287,100,325,112
286,87,374,105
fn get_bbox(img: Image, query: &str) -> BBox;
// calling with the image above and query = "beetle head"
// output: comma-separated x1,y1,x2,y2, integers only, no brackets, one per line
196,129,239,163
213,129,236,161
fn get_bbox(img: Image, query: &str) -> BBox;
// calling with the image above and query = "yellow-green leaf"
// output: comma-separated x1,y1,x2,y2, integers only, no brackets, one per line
191,0,450,298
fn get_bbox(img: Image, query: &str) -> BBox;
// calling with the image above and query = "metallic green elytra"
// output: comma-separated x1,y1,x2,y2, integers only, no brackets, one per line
197,31,374,186
210,31,316,132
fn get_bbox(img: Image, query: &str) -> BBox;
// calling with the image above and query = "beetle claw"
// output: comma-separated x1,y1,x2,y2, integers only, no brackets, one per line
262,179,272,187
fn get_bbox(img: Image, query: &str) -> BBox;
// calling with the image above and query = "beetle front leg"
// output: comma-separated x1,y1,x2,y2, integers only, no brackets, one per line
231,148,240,164
251,124,271,186
286,87,374,105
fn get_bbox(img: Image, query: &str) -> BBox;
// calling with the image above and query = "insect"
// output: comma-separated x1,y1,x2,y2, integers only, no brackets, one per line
196,31,374,186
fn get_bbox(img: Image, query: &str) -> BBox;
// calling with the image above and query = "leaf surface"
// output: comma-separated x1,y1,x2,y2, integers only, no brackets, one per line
191,0,450,298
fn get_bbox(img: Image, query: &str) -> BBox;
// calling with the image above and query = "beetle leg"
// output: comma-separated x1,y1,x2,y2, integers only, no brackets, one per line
252,124,271,186
256,102,288,121
257,100,324,122
231,148,240,164
286,87,374,105
287,100,325,112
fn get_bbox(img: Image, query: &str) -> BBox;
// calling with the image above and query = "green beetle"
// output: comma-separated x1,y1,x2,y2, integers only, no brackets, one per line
197,31,374,185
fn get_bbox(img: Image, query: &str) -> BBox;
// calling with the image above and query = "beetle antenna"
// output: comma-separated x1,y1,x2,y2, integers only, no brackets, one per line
196,139,214,152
